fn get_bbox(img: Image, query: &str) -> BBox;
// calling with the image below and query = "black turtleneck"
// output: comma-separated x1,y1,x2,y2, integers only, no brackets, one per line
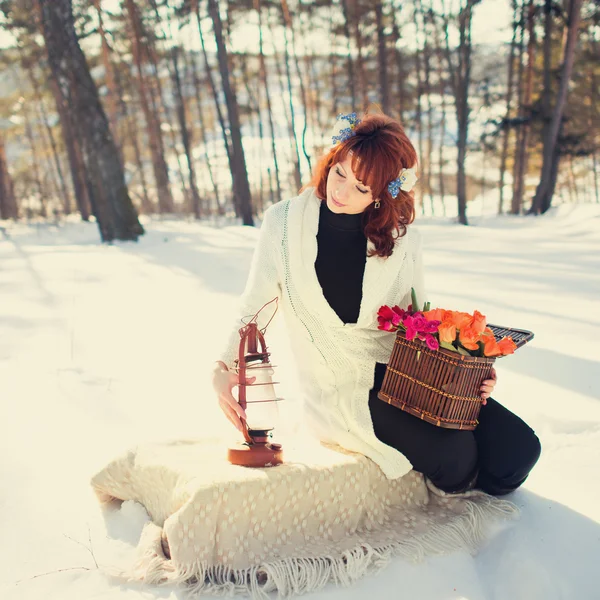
314,200,367,325
315,200,388,393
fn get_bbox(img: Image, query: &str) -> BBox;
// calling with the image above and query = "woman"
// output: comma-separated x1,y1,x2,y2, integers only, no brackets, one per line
212,112,541,496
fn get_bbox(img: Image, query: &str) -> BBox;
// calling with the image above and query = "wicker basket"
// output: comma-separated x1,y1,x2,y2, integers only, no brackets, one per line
377,324,534,430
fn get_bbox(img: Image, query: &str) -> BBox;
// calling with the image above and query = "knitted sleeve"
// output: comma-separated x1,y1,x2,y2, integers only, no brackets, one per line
398,227,427,310
216,206,283,368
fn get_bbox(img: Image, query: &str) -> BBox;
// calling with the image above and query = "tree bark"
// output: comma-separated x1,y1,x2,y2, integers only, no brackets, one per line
125,0,174,214
48,75,92,220
20,87,47,217
188,48,222,215
0,136,19,220
375,1,389,114
530,0,583,214
390,6,405,121
254,0,282,203
23,56,72,215
340,0,357,111
498,0,519,215
91,0,123,166
512,0,533,215
171,46,202,218
38,0,143,241
280,1,304,189
281,0,311,174
207,0,254,225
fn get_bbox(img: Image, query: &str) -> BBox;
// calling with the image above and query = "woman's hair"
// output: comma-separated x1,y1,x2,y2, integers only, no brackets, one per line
308,113,418,258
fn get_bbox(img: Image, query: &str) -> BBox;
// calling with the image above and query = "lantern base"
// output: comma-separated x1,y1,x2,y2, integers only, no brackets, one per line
227,441,283,468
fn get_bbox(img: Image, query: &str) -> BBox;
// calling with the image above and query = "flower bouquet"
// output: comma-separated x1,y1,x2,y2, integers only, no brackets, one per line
376,290,533,430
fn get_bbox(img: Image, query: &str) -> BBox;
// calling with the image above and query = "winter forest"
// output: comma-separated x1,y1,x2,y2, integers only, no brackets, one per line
1,1,599,600
0,0,597,238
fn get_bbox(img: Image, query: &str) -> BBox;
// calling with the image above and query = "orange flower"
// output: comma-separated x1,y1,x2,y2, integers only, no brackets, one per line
458,325,480,350
438,319,456,344
497,337,517,355
450,311,472,330
423,308,446,322
470,310,487,335
483,335,502,357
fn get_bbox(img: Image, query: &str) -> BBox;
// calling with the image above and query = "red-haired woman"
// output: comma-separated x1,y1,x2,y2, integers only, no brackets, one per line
213,112,540,496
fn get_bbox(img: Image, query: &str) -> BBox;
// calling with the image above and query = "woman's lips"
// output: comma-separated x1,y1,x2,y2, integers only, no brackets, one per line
331,195,345,207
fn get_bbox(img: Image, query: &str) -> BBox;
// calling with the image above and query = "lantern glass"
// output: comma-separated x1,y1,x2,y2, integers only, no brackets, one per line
236,356,281,435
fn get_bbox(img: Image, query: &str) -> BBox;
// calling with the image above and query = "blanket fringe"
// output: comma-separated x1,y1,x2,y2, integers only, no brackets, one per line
109,492,518,599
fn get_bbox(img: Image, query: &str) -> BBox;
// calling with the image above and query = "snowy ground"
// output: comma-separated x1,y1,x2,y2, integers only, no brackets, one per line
1,201,599,600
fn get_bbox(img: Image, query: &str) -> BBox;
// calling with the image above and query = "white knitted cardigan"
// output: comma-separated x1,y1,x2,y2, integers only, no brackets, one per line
218,186,426,479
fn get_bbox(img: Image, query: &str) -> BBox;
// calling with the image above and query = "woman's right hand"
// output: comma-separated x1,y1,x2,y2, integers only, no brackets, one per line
212,361,256,432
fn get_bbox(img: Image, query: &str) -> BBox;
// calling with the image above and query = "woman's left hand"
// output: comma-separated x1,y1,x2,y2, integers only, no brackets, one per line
480,367,497,405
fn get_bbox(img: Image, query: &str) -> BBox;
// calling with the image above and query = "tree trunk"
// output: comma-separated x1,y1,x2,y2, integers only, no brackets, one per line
207,0,254,225
24,59,72,215
340,0,357,111
0,136,19,220
443,0,476,225
498,0,519,215
38,0,143,241
530,0,583,214
431,6,448,214
188,48,222,215
255,0,282,204
91,0,124,166
418,0,434,212
352,0,369,110
20,87,47,217
282,0,312,174
391,7,405,121
413,3,425,215
48,76,92,220
512,0,532,215
171,46,202,218
328,4,340,116
125,0,174,214
375,1,389,114
146,2,190,209
280,1,304,189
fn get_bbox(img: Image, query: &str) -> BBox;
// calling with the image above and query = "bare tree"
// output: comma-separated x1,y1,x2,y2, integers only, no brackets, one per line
125,0,174,214
0,136,19,219
37,0,143,241
530,0,583,214
207,0,254,225
497,0,520,215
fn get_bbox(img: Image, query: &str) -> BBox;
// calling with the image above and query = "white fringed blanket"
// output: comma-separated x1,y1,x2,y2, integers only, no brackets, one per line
91,438,519,599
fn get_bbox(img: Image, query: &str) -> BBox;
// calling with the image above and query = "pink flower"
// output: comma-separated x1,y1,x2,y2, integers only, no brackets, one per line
377,316,395,331
425,334,439,350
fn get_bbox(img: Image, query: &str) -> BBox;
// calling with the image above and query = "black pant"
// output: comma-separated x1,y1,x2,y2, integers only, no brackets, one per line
368,367,541,495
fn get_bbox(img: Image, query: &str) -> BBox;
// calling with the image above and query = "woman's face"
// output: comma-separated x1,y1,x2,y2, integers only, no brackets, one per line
325,155,376,214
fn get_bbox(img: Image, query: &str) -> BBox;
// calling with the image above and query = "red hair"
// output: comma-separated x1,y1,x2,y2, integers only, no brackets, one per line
308,113,418,258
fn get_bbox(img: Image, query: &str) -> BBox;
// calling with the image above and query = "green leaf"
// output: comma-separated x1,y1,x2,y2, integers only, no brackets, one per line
411,287,418,312
440,341,456,353
456,345,471,356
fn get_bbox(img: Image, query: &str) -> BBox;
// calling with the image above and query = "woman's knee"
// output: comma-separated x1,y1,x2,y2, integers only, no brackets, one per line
423,432,478,493
478,431,541,495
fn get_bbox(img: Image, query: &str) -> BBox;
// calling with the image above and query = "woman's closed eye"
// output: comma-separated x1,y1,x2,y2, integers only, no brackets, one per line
335,167,368,194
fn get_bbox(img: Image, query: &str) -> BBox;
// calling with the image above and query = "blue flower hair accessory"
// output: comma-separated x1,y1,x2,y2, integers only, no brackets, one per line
388,167,418,197
331,112,361,146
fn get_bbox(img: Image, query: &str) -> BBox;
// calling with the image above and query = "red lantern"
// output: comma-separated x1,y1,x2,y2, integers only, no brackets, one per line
227,299,283,468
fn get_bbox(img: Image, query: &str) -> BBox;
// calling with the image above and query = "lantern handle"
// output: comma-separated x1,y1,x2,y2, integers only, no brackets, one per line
239,297,279,335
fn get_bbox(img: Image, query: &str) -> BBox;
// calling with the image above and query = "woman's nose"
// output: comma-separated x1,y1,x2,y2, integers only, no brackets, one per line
336,183,348,201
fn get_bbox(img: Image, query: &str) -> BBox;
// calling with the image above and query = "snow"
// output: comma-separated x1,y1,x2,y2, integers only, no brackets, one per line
1,202,599,600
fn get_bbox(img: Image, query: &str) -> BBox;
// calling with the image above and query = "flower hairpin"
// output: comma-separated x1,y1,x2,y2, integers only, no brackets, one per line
331,112,361,146
388,167,418,197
